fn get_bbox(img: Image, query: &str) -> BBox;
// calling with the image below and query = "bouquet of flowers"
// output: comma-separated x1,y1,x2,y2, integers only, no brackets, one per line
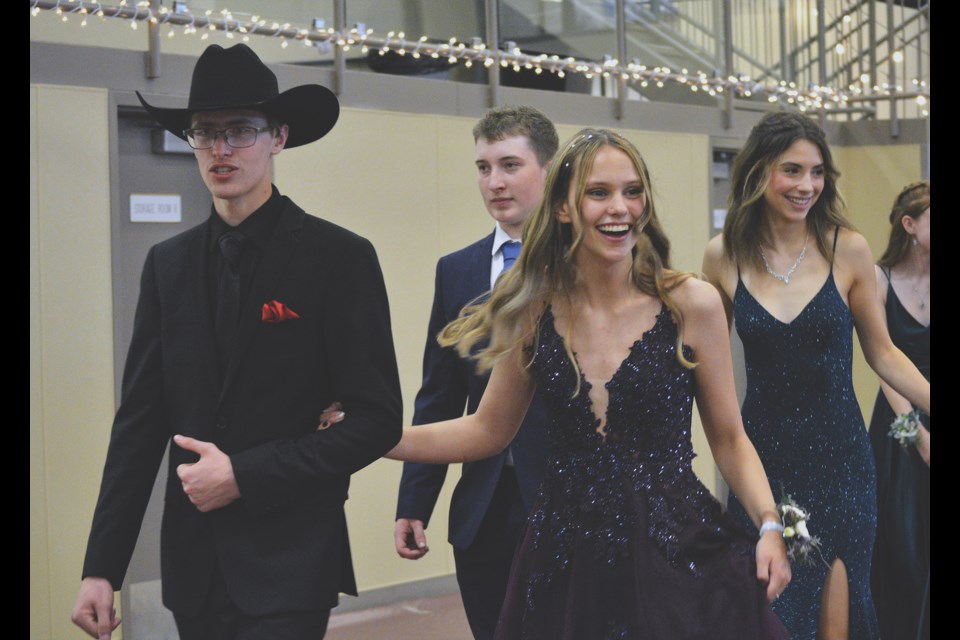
888,410,923,449
777,491,829,568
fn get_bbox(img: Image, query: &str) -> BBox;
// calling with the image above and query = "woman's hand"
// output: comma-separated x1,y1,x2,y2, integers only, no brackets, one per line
756,530,792,603
317,401,345,430
917,425,930,466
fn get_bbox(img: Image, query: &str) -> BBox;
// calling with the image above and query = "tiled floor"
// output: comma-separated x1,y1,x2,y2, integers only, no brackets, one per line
326,592,473,639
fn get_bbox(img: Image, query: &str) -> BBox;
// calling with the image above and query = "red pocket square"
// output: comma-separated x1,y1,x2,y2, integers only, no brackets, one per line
261,300,300,323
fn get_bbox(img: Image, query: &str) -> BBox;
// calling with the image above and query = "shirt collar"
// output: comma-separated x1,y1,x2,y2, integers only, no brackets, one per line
490,223,521,257
208,186,282,253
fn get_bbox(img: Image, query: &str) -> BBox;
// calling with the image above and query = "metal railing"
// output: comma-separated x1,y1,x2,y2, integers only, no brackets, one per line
30,0,929,126
651,0,929,121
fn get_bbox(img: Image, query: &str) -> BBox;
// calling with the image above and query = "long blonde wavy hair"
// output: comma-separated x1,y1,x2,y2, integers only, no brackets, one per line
439,128,696,390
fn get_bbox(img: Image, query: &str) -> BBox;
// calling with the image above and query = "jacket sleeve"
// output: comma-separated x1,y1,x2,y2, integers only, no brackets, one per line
395,257,471,526
81,246,170,588
230,237,403,516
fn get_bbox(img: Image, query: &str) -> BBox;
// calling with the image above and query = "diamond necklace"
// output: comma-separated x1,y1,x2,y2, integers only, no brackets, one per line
760,234,809,285
912,281,929,311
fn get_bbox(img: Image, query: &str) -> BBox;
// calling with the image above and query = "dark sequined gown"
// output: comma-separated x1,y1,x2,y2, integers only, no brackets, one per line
868,268,929,640
494,305,788,640
728,240,880,639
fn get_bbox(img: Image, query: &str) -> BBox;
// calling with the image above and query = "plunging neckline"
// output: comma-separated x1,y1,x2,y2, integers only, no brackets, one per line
545,303,667,438
736,272,847,326
887,280,930,329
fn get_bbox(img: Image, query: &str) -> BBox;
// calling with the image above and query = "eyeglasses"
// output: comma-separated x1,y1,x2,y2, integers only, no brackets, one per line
182,126,275,150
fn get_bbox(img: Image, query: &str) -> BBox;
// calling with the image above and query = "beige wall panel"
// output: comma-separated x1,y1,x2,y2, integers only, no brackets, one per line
833,144,923,428
631,131,711,274
435,116,495,256
30,84,52,640
32,85,118,639
834,144,922,263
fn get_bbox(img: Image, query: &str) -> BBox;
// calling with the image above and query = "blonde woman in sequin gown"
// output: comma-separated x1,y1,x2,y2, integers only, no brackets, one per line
385,129,791,639
702,112,930,639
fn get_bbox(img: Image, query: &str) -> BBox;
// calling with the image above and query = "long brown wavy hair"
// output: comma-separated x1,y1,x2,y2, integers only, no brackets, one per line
439,128,696,392
878,180,930,268
722,111,852,270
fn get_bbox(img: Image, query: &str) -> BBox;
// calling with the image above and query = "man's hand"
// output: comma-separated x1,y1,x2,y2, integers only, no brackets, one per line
174,435,241,512
394,518,429,559
71,577,120,640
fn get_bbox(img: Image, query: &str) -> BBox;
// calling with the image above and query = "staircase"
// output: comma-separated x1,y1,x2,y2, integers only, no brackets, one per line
502,0,929,118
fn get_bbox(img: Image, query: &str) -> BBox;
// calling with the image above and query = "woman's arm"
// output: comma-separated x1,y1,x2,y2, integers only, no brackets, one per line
701,234,736,331
386,345,536,464
873,342,930,467
840,231,930,415
872,265,918,415
678,280,790,601
871,265,930,465
681,280,777,525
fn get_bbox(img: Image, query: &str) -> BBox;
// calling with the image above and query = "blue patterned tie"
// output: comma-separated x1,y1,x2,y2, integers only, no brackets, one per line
501,241,521,275
500,240,523,467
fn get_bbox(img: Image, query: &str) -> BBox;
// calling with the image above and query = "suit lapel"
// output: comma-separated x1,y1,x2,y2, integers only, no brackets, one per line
219,198,304,403
463,232,495,308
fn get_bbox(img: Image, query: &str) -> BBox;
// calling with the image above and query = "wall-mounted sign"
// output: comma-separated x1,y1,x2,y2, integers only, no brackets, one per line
130,193,182,223
712,208,727,229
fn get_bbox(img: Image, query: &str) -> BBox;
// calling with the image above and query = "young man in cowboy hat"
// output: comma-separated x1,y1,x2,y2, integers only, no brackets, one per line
71,43,402,640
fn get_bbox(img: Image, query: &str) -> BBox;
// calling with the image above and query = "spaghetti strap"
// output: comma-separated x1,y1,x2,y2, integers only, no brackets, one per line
880,266,891,282
829,226,840,271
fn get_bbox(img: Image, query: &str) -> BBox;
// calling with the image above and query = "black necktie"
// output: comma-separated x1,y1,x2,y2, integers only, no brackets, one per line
216,230,246,365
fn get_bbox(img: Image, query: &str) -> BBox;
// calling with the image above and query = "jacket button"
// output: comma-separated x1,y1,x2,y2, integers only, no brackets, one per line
216,417,228,430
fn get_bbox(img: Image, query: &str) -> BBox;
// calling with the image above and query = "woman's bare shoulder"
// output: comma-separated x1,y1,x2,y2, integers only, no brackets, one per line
833,225,871,256
672,276,724,318
828,226,875,278
702,234,728,268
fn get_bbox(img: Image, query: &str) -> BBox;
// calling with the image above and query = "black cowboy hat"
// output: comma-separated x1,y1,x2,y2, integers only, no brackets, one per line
136,43,339,148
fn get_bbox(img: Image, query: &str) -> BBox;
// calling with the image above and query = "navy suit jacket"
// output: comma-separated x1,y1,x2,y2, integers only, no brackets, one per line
396,232,549,550
82,194,403,616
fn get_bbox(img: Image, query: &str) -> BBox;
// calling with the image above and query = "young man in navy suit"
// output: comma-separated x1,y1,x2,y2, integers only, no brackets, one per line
394,106,558,639
71,43,402,640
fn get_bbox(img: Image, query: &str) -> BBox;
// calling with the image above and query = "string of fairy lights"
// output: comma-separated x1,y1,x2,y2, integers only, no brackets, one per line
31,0,929,115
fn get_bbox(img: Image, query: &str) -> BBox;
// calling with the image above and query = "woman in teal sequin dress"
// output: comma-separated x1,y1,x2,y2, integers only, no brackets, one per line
387,129,791,639
702,112,931,639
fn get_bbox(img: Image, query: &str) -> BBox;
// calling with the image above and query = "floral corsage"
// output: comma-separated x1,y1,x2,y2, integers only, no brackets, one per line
888,410,923,448
777,491,829,568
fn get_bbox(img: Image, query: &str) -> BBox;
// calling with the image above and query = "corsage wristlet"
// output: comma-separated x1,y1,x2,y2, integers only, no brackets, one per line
759,520,784,537
777,491,829,568
888,409,924,448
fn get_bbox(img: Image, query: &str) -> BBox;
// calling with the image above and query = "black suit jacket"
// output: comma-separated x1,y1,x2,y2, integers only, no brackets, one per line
395,232,549,550
82,194,402,616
